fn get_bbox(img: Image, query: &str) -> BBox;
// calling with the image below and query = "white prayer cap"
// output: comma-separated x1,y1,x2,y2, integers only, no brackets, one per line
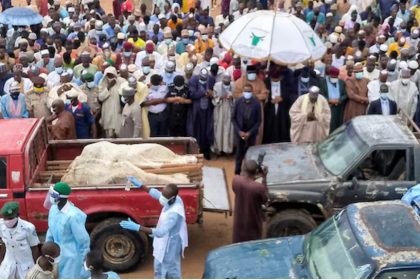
18,38,28,45
117,32,125,40
210,57,219,65
399,61,408,70
408,60,419,70
54,0,60,5
40,28,49,34
185,63,194,72
165,61,176,72
28,33,37,40
66,89,79,98
128,64,137,73
379,44,388,52
40,49,49,56
95,20,103,30
309,86,320,94
121,84,136,97
326,12,333,17
389,59,397,65
9,81,20,93
68,7,75,13
380,70,388,75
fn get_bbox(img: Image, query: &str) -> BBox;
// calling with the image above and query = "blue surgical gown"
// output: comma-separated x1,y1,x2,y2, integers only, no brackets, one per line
149,189,185,279
46,202,90,279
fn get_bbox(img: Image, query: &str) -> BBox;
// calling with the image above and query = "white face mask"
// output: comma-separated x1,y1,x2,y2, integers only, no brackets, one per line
142,66,151,74
175,85,184,90
223,84,231,90
380,92,388,99
87,81,95,88
84,261,92,271
46,254,61,264
401,78,410,85
243,91,252,99
329,77,338,83
159,194,174,206
55,67,63,75
201,34,208,41
121,96,127,104
301,76,310,83
247,73,256,81
4,217,18,228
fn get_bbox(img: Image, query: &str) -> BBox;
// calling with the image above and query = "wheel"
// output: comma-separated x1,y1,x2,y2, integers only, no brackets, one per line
90,218,148,272
266,209,317,238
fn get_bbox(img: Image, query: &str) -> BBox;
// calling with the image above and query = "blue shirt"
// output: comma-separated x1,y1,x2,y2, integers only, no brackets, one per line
0,94,29,119
66,102,95,139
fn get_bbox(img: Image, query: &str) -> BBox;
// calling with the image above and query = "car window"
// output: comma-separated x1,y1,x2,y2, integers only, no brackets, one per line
318,124,368,176
0,158,6,189
351,150,407,181
375,268,420,279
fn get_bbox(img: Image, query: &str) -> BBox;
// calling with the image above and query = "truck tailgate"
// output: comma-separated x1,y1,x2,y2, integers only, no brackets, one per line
202,167,232,215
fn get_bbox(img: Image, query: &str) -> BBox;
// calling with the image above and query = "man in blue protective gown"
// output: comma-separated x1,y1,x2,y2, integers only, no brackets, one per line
120,178,188,279
46,182,90,279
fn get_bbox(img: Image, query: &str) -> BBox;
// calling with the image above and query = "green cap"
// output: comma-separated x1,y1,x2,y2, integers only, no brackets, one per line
0,202,19,218
82,72,94,82
53,182,72,197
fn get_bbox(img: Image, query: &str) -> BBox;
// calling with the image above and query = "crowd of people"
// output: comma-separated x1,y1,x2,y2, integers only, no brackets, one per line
0,0,418,174
0,0,419,278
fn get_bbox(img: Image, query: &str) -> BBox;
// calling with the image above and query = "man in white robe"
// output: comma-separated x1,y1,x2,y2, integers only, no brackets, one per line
290,86,331,144
390,69,418,118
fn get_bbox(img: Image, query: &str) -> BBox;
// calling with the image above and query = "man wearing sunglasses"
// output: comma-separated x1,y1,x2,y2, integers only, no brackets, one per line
45,182,90,279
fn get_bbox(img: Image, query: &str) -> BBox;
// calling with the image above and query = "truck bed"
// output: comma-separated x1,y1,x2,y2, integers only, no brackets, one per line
30,137,203,187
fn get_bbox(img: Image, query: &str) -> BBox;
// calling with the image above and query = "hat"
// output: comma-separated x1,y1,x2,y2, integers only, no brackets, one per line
123,42,133,51
28,33,37,40
128,64,137,73
328,66,340,77
53,182,72,197
354,62,363,72
31,76,45,85
158,14,165,19
379,44,388,52
164,30,172,38
54,0,60,5
121,85,136,97
102,42,110,49
210,57,219,66
18,38,28,45
9,81,20,93
40,28,49,34
165,61,175,71
66,89,79,98
134,9,141,16
95,20,103,30
0,202,19,218
185,63,194,72
40,49,49,57
82,72,94,81
13,64,23,72
334,26,342,33
199,68,209,79
68,7,75,12
181,29,189,37
309,86,320,94
326,12,333,17
89,18,96,23
117,32,125,40
408,60,419,70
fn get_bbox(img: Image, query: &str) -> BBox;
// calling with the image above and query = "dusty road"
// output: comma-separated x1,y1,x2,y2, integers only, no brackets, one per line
10,1,235,278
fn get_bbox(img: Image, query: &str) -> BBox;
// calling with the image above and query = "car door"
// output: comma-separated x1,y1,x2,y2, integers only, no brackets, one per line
374,267,420,279
333,148,414,209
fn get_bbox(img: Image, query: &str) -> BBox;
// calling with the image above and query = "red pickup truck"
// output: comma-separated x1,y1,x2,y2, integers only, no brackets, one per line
0,118,230,271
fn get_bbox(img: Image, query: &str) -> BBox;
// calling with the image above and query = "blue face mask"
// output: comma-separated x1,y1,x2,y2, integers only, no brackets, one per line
243,91,252,99
56,67,63,75
182,38,189,44
165,38,172,45
123,51,132,58
87,81,95,88
65,99,71,106
355,72,364,80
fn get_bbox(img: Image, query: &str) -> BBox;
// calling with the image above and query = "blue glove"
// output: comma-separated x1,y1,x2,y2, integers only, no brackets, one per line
128,176,143,188
120,218,141,231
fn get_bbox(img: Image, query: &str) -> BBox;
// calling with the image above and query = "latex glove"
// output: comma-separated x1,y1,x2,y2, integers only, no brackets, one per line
128,176,143,188
120,218,141,231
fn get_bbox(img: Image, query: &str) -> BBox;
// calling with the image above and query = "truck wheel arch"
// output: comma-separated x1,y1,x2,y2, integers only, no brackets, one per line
90,217,148,272
267,201,327,221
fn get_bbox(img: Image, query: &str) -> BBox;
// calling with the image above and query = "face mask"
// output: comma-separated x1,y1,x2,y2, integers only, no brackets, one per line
165,38,172,45
401,78,410,85
34,86,44,93
201,34,208,41
121,96,127,104
11,94,19,100
188,30,194,37
56,67,63,75
175,85,184,90
87,81,95,88
355,72,364,80
46,254,61,264
247,73,256,81
223,84,231,90
301,76,310,83
243,91,252,99
159,194,170,206
165,71,174,77
199,79,207,84
151,85,160,90
4,217,18,228
142,66,151,74
329,77,338,83
124,51,132,58
84,261,92,271
380,93,388,99
65,99,71,106
182,38,189,44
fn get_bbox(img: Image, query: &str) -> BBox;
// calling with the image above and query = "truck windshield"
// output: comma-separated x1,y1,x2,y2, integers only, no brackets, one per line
305,211,374,279
317,124,368,176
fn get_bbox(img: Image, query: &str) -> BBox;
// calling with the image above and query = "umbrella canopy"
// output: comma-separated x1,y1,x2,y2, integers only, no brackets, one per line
219,11,327,65
0,7,43,26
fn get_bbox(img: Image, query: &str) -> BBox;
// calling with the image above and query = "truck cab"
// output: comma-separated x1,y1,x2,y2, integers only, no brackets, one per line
246,113,420,237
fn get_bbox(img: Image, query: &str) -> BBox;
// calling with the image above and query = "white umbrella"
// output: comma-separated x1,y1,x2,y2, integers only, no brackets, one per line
219,11,327,65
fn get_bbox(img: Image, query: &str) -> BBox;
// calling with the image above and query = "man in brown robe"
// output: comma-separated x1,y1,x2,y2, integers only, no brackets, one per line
343,63,369,122
47,99,77,140
233,65,268,145
232,160,268,243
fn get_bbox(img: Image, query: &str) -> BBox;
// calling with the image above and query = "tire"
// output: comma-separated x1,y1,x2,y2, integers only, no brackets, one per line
90,218,148,272
266,209,317,238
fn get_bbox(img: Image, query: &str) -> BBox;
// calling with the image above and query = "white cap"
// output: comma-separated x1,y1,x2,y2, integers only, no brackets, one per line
408,60,419,70
40,49,49,56
28,33,37,40
54,0,60,5
95,20,103,30
66,89,79,98
117,32,125,40
210,57,219,65
379,44,388,52
128,64,137,73
68,7,75,12
399,61,408,70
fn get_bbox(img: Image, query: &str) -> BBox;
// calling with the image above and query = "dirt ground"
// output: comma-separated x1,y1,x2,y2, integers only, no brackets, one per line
10,0,235,278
